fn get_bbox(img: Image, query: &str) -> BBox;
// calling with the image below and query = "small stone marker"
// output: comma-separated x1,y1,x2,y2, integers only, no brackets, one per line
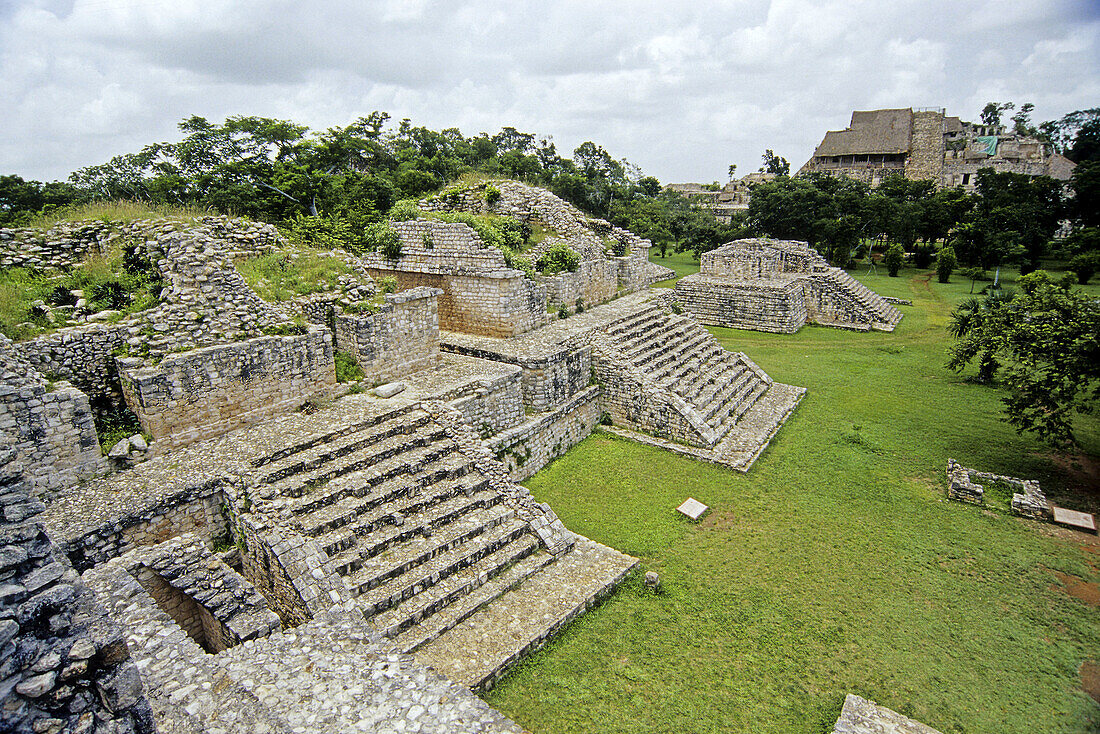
676,497,708,521
1052,506,1097,534
644,571,661,592
374,381,406,398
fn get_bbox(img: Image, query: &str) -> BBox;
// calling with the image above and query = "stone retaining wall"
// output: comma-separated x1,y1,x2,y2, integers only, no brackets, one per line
0,449,155,734
673,276,807,333
57,477,228,572
16,324,128,402
1,336,105,498
449,369,525,438
489,386,601,481
335,286,442,384
540,258,618,310
118,328,336,451
442,342,592,413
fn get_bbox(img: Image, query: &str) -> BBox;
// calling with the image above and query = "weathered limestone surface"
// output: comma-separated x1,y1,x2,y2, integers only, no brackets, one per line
335,286,442,384
832,694,944,734
362,219,550,338
674,239,902,333
102,533,281,653
0,448,155,734
118,327,337,452
0,335,104,498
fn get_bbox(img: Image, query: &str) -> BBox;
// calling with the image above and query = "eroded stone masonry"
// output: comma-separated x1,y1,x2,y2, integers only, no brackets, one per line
671,238,902,333
1,179,807,732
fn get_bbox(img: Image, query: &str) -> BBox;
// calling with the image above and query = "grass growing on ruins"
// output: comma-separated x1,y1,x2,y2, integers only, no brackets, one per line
236,249,353,302
485,267,1100,734
25,200,215,228
0,247,163,341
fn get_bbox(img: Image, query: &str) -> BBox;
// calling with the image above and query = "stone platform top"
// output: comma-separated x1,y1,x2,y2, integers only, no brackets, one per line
442,290,658,360
41,393,419,543
832,694,943,734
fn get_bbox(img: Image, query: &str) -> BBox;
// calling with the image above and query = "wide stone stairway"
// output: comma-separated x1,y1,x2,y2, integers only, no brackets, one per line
249,402,635,689
816,268,902,331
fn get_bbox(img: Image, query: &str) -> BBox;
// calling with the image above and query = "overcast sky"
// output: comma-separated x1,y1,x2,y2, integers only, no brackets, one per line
1,0,1098,185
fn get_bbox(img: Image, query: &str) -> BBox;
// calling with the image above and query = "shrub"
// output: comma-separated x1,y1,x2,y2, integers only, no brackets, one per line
48,284,76,307
884,244,905,277
558,304,569,320
936,246,957,284
1069,250,1100,284
671,301,683,315
389,199,421,222
421,231,434,250
361,222,402,260
90,281,129,310
378,275,398,294
485,185,502,205
536,243,581,275
334,351,364,383
575,297,584,314
912,244,934,269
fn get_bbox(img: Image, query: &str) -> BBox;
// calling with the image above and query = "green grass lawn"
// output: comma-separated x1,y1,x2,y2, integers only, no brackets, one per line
484,267,1100,733
650,249,700,287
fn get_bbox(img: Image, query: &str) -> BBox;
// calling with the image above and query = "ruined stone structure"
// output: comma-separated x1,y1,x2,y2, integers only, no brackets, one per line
800,107,1076,189
832,694,944,734
1,179,809,731
945,459,1095,532
665,172,777,223
0,448,156,734
673,238,902,333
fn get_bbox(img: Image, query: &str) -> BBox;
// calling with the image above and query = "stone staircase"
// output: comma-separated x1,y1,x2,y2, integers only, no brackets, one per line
250,404,554,651
598,304,774,448
815,268,902,331
247,403,637,688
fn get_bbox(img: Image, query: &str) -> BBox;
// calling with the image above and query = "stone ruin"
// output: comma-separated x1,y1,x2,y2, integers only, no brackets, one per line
671,238,903,333
945,459,1096,533
1,180,808,731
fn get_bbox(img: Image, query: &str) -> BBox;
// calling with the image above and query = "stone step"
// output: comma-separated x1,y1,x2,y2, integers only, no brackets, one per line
296,458,483,538
372,534,546,640
256,408,431,483
390,548,555,653
269,429,454,500
698,368,755,424
251,404,419,469
631,329,709,373
411,538,638,692
322,487,506,570
352,517,531,616
604,307,664,338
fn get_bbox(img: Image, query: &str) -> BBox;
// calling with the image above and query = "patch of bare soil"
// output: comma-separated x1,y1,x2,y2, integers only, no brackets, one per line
699,510,737,530
1080,660,1100,705
1050,570,1100,608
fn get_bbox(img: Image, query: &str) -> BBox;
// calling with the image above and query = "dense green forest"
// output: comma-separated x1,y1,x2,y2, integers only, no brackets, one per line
1,106,1098,276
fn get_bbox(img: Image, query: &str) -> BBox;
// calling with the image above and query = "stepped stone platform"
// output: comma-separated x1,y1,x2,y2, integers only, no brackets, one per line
673,239,902,334
45,390,636,726
832,694,943,734
442,291,804,470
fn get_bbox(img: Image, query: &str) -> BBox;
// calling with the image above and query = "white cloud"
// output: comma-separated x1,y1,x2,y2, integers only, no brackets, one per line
0,0,1096,184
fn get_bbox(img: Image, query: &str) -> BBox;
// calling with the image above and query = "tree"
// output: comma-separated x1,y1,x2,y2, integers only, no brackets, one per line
948,271,1100,447
884,243,905,276
1038,108,1100,162
980,102,1014,128
1011,103,1037,137
759,150,790,176
728,164,737,181
936,245,957,283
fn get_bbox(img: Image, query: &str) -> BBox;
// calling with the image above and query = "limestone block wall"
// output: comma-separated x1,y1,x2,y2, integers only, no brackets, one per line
118,328,336,451
449,369,525,437
121,534,281,653
1,336,105,498
16,323,128,401
701,239,822,278
802,275,874,330
906,110,946,182
539,258,618,310
335,286,442,384
489,386,600,481
56,478,228,572
593,353,710,447
674,275,807,333
0,449,155,734
442,342,592,413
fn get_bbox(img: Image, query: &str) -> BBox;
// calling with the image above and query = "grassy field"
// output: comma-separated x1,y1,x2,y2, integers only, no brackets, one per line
484,266,1100,733
650,249,700,287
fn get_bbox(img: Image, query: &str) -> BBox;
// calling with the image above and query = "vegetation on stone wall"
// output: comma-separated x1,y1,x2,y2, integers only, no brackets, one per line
236,250,352,302
0,243,163,341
